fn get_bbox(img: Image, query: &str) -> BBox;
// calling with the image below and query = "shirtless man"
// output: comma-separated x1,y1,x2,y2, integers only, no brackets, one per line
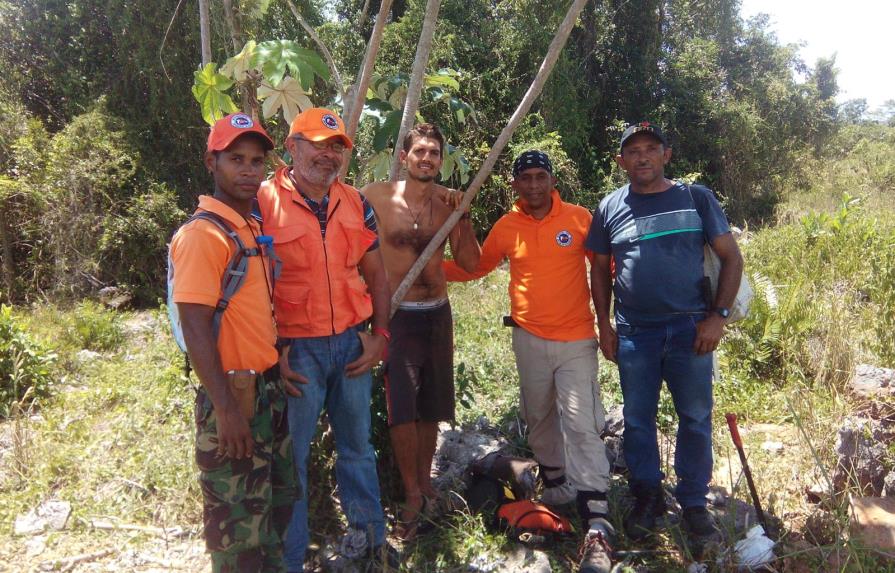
362,123,480,538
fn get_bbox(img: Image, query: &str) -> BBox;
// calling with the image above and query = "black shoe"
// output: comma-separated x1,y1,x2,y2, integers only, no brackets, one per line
623,485,666,541
682,506,721,542
578,528,613,573
366,541,401,571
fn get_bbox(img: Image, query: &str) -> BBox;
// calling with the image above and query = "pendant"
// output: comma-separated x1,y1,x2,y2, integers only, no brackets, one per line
413,223,418,230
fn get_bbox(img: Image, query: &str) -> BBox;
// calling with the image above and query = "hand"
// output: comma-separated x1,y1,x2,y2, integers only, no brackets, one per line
215,404,254,459
597,323,618,363
278,344,309,397
345,330,386,377
693,314,725,355
438,188,465,210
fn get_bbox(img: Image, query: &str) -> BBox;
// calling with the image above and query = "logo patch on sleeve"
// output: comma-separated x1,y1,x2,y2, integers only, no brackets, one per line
555,230,573,247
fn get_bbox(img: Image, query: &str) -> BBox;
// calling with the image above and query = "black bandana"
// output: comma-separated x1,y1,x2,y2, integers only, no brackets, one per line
512,150,553,178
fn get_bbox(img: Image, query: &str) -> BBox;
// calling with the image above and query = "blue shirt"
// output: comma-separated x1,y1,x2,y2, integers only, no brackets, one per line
586,182,730,325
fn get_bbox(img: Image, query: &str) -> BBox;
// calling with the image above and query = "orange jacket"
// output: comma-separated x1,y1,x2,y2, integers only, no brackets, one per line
257,167,377,338
444,190,595,341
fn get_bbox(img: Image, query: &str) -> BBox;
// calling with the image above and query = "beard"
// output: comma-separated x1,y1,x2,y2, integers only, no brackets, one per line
298,159,340,188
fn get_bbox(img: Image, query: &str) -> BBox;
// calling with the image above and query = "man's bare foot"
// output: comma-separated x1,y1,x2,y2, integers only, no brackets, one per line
396,493,425,541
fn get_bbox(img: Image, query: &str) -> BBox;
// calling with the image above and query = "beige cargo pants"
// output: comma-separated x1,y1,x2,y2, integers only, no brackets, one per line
512,327,611,496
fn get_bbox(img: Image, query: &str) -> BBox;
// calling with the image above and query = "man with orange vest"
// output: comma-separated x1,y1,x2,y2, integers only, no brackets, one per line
256,108,395,572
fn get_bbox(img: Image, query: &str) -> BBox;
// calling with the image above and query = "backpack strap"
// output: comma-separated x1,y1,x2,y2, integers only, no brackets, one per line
189,211,261,341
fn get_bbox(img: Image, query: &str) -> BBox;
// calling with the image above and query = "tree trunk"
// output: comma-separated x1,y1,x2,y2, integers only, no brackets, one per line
339,0,394,179
286,0,346,102
389,0,590,315
388,0,442,181
198,0,212,66
221,0,250,112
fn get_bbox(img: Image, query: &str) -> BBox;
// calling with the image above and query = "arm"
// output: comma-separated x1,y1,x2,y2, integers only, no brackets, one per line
346,247,390,376
179,302,254,459
694,232,744,355
590,253,617,362
443,225,504,282
447,213,481,273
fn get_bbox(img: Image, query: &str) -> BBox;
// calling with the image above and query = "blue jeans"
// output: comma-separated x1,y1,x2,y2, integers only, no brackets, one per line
616,315,714,509
282,326,384,572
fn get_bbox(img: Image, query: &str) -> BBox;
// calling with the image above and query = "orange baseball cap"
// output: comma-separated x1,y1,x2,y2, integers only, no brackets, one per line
207,113,274,153
288,108,354,149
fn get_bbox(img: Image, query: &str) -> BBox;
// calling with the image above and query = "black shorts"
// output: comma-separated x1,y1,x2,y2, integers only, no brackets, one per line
384,299,454,426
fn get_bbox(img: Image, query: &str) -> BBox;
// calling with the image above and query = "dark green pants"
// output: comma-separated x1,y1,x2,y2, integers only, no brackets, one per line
195,377,297,573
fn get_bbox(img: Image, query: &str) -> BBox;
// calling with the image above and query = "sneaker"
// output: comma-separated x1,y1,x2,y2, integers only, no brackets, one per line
623,485,666,541
682,506,721,542
578,528,613,573
540,481,576,506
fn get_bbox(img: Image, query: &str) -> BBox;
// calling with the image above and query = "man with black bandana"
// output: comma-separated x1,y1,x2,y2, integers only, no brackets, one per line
445,150,614,573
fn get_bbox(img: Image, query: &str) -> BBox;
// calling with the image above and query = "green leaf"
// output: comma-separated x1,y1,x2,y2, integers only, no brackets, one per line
424,69,460,91
221,40,258,81
258,77,313,123
192,63,239,126
369,149,392,181
372,110,402,152
255,40,330,90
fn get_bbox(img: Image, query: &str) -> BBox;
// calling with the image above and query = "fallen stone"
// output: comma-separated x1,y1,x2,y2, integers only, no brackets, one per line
885,471,895,497
99,286,132,309
850,364,895,398
834,417,888,496
432,421,510,492
849,496,895,550
603,404,624,436
14,500,71,536
760,440,784,453
76,349,101,362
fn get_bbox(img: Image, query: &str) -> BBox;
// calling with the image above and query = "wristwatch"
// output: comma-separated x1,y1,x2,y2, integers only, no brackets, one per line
714,307,731,319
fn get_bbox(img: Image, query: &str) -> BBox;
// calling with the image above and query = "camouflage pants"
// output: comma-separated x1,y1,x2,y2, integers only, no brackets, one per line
195,376,297,573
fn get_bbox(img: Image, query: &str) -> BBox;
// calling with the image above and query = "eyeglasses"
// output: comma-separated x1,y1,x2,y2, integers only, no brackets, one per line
293,136,347,154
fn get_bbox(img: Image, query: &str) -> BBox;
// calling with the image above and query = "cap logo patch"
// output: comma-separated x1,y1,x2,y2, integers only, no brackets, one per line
230,113,254,129
322,114,339,130
555,230,573,247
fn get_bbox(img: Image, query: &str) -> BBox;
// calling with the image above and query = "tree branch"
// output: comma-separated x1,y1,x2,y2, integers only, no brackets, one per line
285,0,346,102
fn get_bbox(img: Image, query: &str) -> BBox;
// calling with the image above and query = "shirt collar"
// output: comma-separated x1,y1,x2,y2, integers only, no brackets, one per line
197,195,253,229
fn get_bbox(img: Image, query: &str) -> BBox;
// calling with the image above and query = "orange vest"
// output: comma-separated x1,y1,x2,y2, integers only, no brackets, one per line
257,167,377,338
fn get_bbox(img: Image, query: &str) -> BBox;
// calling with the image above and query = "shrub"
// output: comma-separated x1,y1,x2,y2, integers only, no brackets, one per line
99,183,187,305
62,300,124,352
0,304,55,417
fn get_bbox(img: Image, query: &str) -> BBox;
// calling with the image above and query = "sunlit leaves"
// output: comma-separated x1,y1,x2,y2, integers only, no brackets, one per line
254,40,329,90
239,0,272,19
191,64,238,126
258,77,313,123
220,40,257,81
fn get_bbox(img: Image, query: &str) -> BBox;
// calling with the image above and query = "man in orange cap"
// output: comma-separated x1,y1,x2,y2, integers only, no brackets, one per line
170,112,300,571
256,108,395,571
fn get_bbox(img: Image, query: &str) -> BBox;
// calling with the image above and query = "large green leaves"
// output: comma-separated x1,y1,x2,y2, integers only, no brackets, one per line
191,63,239,126
254,40,329,90
258,77,313,123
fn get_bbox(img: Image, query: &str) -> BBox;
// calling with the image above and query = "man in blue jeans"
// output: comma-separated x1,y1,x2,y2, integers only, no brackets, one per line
256,109,396,571
586,122,743,545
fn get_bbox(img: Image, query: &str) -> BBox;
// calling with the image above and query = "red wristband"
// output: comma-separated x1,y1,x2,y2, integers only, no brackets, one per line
372,326,391,343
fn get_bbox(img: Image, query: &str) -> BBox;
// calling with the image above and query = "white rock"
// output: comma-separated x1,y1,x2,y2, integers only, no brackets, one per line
76,349,101,362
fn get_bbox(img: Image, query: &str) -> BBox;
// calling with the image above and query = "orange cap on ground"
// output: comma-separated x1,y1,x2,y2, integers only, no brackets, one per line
207,113,274,153
288,108,353,149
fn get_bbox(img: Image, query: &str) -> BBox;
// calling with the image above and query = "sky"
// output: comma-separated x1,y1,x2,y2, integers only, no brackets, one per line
739,0,894,110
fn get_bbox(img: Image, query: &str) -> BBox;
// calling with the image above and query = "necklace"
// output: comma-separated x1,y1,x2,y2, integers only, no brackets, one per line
406,195,432,231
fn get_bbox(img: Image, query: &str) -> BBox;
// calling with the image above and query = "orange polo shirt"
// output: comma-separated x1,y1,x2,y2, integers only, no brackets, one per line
444,190,596,341
170,195,278,372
